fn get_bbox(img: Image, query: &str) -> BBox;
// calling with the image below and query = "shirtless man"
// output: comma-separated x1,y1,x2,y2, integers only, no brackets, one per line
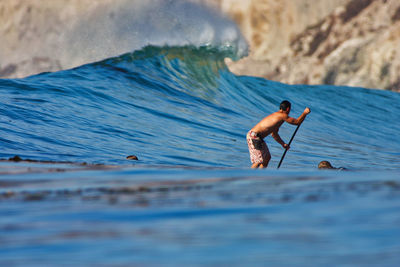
247,100,311,168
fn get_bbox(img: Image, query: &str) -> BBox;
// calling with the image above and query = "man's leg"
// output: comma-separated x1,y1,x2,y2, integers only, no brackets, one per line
259,160,270,168
248,135,263,168
259,144,271,168
251,162,261,168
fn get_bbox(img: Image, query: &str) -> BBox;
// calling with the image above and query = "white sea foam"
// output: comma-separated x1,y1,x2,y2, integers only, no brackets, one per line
61,0,248,69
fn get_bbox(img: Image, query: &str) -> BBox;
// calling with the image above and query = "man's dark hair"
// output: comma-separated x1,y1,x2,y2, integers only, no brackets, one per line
280,100,291,111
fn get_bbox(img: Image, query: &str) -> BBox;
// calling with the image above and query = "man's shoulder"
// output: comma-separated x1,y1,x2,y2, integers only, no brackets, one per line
261,111,286,123
271,111,285,116
273,111,288,120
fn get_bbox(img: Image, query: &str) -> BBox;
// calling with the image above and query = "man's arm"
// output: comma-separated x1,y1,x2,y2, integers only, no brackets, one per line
285,107,311,125
271,130,289,149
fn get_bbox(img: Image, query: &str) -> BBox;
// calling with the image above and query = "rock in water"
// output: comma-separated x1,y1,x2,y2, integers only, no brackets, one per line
126,155,138,160
8,155,22,162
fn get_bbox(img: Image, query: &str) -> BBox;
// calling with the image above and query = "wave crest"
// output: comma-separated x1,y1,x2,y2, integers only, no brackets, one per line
93,45,235,100
62,0,248,69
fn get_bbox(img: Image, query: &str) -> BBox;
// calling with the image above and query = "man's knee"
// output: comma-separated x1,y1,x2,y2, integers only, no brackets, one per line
261,155,271,167
264,154,271,163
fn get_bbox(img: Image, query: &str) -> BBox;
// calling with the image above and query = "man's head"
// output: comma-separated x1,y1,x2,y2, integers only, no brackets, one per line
280,100,291,113
318,161,334,169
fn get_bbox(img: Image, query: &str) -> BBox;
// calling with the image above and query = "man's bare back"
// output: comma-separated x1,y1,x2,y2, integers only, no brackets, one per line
251,111,287,139
251,108,310,139
246,100,311,168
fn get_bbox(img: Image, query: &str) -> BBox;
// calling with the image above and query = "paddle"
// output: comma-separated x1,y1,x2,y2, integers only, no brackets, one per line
277,123,301,169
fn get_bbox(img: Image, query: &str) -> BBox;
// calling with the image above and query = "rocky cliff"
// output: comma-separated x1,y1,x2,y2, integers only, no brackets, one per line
1,0,399,91
216,0,400,91
0,0,113,78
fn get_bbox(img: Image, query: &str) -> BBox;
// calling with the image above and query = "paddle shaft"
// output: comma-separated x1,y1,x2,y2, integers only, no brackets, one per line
277,123,301,169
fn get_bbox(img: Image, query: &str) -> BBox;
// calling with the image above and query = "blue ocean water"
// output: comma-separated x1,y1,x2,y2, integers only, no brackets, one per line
1,1,400,266
1,45,399,169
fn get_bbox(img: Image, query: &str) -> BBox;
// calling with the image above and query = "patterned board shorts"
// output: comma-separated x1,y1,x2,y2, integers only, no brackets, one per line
247,131,270,164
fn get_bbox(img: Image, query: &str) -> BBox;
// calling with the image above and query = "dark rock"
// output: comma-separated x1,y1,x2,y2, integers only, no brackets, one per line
8,155,22,162
391,6,400,21
0,64,17,77
388,77,400,91
341,0,373,23
126,155,138,160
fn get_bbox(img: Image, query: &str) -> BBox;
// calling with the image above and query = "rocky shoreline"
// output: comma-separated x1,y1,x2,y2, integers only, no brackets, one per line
1,0,399,91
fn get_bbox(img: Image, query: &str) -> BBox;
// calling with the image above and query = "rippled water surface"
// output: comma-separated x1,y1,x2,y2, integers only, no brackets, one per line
1,1,400,265
1,165,399,266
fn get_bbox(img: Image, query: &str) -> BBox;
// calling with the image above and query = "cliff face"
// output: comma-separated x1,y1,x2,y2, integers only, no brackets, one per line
213,0,348,64
0,0,112,78
1,0,399,91
216,0,400,91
